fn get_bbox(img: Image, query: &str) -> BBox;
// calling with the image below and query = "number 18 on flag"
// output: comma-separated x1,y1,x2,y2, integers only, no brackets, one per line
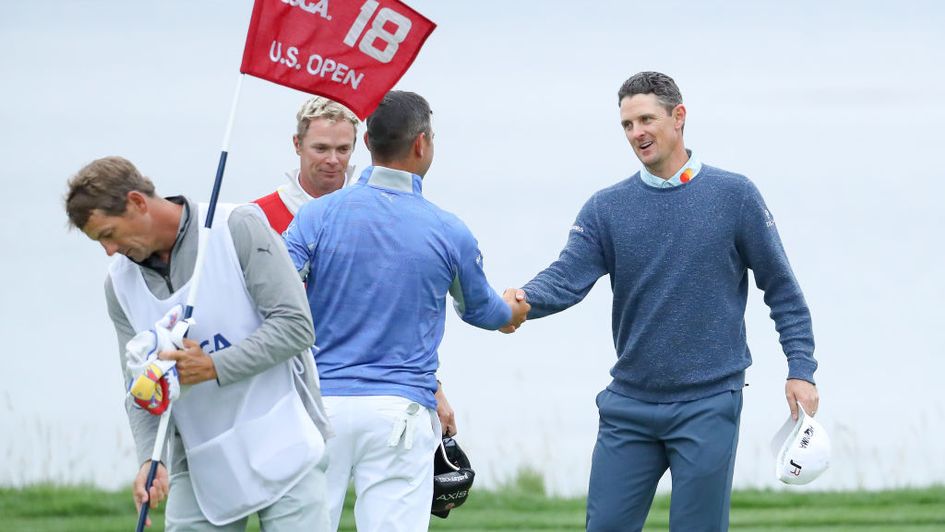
240,0,436,119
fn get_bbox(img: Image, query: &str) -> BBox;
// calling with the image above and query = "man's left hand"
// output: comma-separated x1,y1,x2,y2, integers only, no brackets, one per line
159,338,217,385
785,379,819,421
434,383,457,437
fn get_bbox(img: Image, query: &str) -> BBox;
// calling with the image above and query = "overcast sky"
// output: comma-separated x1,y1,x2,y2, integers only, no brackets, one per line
1,1,943,493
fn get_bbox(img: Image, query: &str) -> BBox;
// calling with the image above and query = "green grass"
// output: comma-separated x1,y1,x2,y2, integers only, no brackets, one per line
1,473,943,532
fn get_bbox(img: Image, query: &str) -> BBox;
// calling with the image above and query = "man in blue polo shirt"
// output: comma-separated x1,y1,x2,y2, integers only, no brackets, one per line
507,71,821,531
283,90,528,532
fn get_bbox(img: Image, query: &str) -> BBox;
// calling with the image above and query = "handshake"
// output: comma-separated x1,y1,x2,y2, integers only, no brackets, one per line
499,288,529,334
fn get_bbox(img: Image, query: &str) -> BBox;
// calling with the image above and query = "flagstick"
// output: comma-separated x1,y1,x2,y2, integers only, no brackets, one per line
135,73,245,532
134,404,172,532
185,72,245,319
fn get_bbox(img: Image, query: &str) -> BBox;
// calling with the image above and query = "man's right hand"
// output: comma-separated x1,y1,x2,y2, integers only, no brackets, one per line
133,460,169,528
500,288,530,333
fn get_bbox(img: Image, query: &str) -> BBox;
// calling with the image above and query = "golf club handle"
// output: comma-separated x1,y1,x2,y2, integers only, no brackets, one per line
135,459,160,532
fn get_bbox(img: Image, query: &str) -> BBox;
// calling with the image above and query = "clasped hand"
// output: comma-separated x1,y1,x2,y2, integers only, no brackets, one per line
500,288,530,334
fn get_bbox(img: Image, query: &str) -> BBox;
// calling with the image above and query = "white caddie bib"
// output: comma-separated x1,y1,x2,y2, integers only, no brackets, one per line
110,203,323,525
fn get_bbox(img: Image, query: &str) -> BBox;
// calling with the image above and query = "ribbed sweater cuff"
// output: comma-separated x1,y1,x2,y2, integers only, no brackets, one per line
787,357,817,385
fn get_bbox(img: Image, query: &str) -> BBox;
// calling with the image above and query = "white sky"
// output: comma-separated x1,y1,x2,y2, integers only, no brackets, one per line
1,1,943,493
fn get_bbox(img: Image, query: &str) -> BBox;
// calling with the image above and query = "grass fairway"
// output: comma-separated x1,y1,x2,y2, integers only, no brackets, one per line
1,476,943,531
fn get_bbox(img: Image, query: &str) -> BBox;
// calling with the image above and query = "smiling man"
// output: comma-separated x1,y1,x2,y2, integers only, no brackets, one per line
254,96,359,234
254,96,462,441
506,71,820,531
66,156,333,530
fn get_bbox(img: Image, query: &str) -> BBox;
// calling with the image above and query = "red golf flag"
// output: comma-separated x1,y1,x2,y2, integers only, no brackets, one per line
241,0,436,119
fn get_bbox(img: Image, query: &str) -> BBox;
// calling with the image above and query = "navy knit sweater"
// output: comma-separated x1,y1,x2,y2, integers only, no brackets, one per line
523,165,816,402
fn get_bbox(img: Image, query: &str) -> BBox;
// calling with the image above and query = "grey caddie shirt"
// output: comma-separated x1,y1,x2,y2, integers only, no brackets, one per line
104,197,324,467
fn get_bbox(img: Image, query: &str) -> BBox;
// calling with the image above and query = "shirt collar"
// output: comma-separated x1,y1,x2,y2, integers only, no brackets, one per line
358,165,423,194
276,170,316,215
135,196,190,274
640,150,702,189
277,165,358,215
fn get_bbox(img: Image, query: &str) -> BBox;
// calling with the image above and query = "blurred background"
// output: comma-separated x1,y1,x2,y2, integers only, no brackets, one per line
1,0,942,495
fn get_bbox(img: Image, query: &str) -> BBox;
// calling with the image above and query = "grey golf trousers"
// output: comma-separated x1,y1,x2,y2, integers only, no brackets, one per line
586,388,743,532
164,455,331,531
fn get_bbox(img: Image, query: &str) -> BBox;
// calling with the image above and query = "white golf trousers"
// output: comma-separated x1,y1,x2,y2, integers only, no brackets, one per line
323,395,440,532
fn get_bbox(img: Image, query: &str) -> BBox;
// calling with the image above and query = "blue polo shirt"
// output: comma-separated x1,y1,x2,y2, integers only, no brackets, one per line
283,166,511,408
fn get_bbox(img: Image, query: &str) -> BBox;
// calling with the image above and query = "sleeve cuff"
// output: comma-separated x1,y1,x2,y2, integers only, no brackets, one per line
786,356,817,385
209,350,231,386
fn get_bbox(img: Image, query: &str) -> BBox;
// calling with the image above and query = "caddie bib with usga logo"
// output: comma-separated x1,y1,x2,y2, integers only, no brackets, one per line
110,203,324,525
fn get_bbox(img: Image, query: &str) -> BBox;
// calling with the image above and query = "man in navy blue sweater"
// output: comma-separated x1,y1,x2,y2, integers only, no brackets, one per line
508,72,819,531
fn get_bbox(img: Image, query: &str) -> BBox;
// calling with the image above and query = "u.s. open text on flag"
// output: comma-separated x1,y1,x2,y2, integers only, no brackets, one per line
241,0,436,119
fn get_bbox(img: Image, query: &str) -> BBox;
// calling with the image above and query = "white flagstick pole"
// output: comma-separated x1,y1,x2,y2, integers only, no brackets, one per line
135,73,245,532
135,404,172,531
185,73,245,318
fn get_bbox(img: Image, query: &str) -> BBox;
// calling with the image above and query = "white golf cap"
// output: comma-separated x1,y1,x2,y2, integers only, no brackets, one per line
770,403,831,485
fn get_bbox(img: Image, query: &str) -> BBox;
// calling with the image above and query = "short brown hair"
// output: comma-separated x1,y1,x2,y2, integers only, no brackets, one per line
65,156,156,229
617,71,683,113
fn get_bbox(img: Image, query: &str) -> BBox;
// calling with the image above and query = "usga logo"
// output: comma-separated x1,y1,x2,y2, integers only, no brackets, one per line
280,0,329,19
199,333,232,354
